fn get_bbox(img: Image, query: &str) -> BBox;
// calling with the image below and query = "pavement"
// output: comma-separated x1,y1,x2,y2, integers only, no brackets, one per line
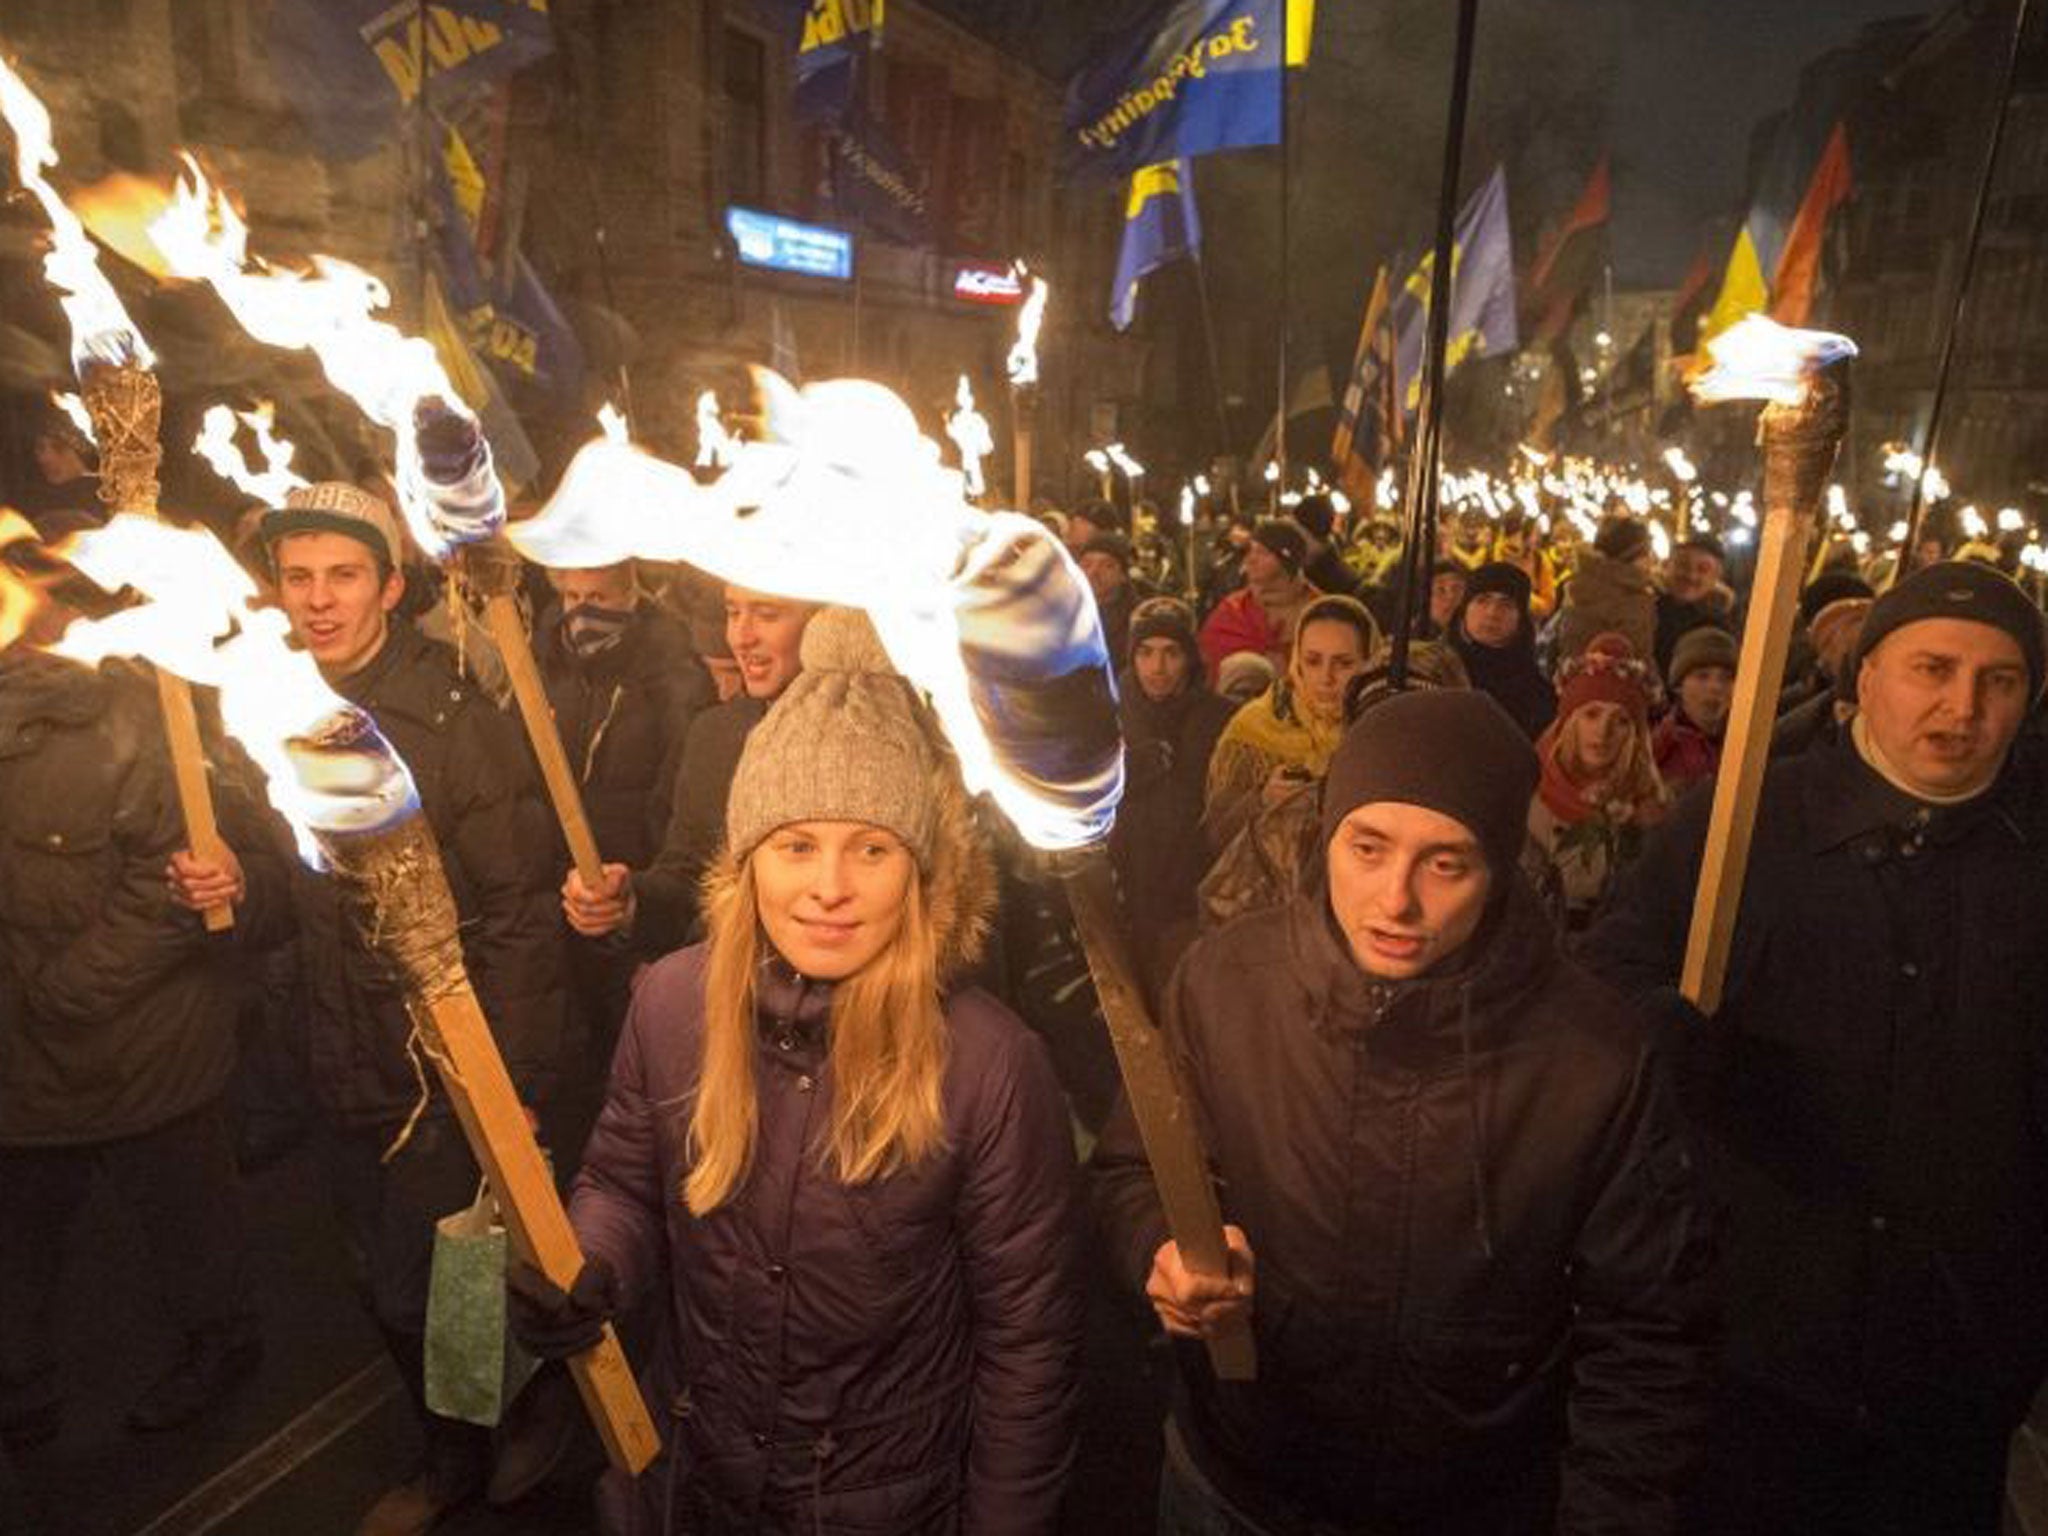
0,1137,1168,1536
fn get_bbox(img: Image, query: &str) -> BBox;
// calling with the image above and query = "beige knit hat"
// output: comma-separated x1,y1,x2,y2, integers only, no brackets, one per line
725,607,941,866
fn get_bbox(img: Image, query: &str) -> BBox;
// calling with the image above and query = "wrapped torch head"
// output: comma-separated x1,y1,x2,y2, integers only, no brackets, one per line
1760,365,1851,523
82,362,162,516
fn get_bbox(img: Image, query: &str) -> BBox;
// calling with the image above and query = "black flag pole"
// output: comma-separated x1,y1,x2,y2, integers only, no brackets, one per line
1388,0,1482,687
1895,0,2031,582
1274,0,1292,511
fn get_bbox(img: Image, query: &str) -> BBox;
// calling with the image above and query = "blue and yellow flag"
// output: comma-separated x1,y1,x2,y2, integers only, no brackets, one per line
1111,160,1202,331
1390,166,1518,415
1063,0,1313,181
268,0,553,159
795,0,882,125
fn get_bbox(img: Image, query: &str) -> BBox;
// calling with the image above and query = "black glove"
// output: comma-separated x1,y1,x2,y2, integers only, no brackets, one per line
413,396,485,485
507,1255,618,1360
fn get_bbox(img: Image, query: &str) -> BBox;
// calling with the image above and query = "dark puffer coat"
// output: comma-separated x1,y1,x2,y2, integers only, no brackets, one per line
569,794,1083,1535
0,655,293,1145
1585,733,2048,1440
1094,879,1716,1535
631,693,769,956
533,601,713,870
294,623,568,1125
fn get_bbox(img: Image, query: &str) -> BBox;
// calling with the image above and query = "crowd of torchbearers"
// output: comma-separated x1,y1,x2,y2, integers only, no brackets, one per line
6,364,2048,1536
6,61,2048,1536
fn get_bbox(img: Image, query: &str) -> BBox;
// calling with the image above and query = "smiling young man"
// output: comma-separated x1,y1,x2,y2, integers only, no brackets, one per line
1587,561,2048,1535
262,483,570,1535
1095,688,1714,1536
563,585,818,955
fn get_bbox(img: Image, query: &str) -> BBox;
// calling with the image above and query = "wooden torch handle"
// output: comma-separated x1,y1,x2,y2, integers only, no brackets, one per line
478,593,606,889
1062,856,1256,1381
154,669,233,933
1678,500,1814,1014
423,983,661,1475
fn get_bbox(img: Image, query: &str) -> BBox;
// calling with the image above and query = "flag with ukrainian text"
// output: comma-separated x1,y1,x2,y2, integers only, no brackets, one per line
1063,0,1313,181
1110,161,1201,330
795,0,883,124
1390,166,1518,416
268,0,553,159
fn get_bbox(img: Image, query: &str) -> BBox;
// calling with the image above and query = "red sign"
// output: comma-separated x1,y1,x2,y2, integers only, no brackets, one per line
952,264,1023,305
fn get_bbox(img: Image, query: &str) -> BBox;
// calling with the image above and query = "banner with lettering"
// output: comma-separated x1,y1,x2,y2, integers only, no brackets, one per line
795,0,883,125
269,0,553,159
830,102,931,244
1062,0,1307,181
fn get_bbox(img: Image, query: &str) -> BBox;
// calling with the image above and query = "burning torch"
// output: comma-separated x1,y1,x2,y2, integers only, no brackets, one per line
511,370,1257,1380
1683,315,1856,1013
44,514,660,1476
1006,264,1048,510
1,57,234,932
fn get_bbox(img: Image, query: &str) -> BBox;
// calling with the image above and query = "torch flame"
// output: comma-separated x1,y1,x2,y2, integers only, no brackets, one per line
0,57,156,371
1106,442,1145,482
945,375,992,499
46,513,418,864
194,402,309,505
50,391,95,447
597,402,631,445
508,370,1120,850
1690,314,1857,406
1005,265,1048,390
694,391,736,469
0,510,46,649
143,155,498,559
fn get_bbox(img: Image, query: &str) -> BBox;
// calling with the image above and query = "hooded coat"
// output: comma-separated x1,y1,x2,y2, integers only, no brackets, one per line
569,780,1084,1535
0,655,294,1145
1451,597,1558,741
1093,878,1715,1535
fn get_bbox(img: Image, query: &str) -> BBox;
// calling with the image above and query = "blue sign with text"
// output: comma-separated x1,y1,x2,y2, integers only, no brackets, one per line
724,206,855,281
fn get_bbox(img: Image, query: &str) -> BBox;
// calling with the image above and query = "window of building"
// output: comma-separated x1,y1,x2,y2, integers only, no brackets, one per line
722,26,769,206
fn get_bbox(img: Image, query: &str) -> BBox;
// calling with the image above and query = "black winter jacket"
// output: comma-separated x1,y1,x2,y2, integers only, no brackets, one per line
1094,880,1716,1535
0,656,293,1144
1584,733,2048,1438
632,694,768,956
293,623,568,1125
533,602,712,870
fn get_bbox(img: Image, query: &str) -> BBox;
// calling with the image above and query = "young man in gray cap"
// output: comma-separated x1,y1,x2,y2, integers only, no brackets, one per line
1096,688,1714,1536
258,483,570,1535
1587,561,2048,1534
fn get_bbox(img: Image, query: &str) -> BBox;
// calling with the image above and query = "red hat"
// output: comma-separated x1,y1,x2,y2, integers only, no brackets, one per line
1555,632,1658,732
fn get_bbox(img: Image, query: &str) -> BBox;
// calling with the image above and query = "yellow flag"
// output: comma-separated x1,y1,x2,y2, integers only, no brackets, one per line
1701,225,1769,344
1287,0,1315,65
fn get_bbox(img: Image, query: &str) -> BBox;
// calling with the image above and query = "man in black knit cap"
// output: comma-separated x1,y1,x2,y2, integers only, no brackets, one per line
1588,560,2048,1535
1095,688,1715,1536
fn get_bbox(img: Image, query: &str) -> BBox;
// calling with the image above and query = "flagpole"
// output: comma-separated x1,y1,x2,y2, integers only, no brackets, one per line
1896,0,2031,582
1388,0,1481,688
1192,254,1234,466
1274,0,1291,512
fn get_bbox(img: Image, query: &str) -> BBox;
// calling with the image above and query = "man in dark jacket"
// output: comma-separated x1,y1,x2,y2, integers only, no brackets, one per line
263,482,569,1535
1585,562,2048,1536
1449,560,1557,740
1096,689,1714,1536
562,585,815,955
0,647,292,1446
1111,596,1235,1002
1653,535,1733,677
535,560,711,1050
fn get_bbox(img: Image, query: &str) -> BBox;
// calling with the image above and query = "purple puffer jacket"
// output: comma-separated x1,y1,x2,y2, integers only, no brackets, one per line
570,943,1084,1536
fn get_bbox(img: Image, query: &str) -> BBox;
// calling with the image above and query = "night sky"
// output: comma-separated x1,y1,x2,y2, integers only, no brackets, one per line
1610,0,1931,284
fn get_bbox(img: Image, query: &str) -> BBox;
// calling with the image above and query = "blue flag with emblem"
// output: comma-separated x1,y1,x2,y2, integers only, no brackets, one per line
268,0,554,160
795,0,883,124
1063,0,1314,181
1110,160,1201,331
1390,165,1518,416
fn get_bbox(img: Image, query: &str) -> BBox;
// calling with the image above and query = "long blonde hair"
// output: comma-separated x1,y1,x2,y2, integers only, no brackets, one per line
683,854,951,1216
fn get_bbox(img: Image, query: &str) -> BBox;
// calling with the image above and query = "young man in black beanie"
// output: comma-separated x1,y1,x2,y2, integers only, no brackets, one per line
1587,560,2048,1535
1095,688,1714,1536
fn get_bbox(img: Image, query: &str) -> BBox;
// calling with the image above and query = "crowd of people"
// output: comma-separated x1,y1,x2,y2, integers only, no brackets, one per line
4,405,2048,1536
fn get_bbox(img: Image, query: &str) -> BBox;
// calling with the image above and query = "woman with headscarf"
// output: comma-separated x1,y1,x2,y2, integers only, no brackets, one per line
513,609,1083,1534
1526,633,1670,932
1201,594,1378,856
1450,561,1557,740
